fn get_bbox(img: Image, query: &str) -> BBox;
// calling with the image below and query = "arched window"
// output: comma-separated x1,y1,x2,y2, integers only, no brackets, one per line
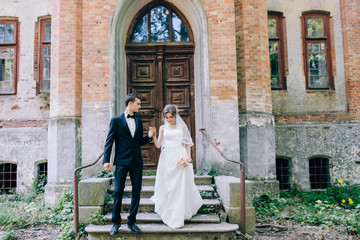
129,3,191,43
309,157,330,189
0,163,17,194
276,157,291,190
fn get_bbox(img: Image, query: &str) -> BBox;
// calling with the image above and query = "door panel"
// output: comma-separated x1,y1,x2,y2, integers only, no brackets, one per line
127,55,159,168
127,49,195,169
164,55,195,161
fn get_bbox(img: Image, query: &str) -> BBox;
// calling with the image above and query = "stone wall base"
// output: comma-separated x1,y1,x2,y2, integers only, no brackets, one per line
44,183,72,206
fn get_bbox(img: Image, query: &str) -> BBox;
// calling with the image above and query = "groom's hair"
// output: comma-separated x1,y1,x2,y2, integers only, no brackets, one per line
125,93,141,106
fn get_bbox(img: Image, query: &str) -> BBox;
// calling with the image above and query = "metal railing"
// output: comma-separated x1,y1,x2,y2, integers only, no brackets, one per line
73,129,246,236
199,128,246,234
73,152,104,239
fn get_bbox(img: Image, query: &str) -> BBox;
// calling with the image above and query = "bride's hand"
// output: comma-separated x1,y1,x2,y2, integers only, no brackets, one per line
148,126,156,138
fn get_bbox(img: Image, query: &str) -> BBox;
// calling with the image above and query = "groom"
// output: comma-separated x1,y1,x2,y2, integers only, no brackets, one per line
103,93,156,235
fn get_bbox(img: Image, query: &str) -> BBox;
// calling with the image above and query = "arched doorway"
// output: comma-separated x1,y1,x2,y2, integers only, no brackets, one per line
126,1,195,169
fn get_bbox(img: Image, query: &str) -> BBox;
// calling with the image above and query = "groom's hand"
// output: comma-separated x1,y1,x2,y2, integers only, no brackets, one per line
103,163,111,173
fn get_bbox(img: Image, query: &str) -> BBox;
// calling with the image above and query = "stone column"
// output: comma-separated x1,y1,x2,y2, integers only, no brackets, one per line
45,0,83,205
235,0,276,180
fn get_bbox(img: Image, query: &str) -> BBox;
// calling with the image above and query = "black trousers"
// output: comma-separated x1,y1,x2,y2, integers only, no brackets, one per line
112,158,142,225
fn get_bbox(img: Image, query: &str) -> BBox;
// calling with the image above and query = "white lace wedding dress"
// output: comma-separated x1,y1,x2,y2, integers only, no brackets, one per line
151,125,203,229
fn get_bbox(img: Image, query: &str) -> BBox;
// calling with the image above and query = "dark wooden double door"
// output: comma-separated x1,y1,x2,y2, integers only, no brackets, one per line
126,45,195,169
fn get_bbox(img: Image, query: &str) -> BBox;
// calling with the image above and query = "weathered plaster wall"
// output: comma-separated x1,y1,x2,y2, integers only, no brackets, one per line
0,128,48,194
0,0,51,120
275,123,360,190
0,0,51,195
268,0,347,114
81,102,110,178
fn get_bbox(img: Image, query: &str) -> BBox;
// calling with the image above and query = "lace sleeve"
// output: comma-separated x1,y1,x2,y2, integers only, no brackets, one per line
180,122,193,147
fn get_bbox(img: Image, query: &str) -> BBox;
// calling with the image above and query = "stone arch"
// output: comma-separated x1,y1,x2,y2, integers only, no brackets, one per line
110,0,210,167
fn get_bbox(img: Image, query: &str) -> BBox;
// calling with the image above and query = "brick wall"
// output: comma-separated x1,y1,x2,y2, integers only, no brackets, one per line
235,0,272,113
82,0,115,103
50,0,83,117
341,0,360,121
201,0,238,103
0,120,47,128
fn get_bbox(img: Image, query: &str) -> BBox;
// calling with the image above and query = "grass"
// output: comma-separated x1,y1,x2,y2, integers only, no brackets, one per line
0,176,85,240
253,179,360,237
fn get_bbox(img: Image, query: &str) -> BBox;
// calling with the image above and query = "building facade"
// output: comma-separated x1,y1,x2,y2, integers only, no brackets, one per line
0,0,359,201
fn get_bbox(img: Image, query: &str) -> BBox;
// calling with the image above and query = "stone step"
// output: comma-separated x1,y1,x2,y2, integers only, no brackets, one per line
111,175,213,186
111,185,215,199
107,198,221,214
85,222,238,240
104,212,220,224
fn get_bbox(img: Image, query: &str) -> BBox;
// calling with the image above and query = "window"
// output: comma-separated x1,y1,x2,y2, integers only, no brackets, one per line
268,12,286,89
37,162,47,177
302,12,333,89
309,157,330,189
0,20,18,94
39,18,51,92
37,162,47,189
276,157,290,190
0,163,17,194
131,5,191,43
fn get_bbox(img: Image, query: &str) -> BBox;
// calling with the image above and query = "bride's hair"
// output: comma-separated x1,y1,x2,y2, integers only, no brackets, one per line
163,104,178,116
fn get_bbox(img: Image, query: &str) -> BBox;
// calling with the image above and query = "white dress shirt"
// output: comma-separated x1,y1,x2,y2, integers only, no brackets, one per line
125,112,136,138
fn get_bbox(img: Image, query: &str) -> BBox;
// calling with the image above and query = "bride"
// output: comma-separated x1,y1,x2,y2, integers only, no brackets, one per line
151,104,203,229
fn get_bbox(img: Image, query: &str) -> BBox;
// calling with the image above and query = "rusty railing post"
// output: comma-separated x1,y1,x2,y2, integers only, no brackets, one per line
73,152,104,238
199,128,246,234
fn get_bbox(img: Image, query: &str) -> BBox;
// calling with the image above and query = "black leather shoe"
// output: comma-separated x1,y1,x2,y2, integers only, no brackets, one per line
110,223,120,235
128,223,141,233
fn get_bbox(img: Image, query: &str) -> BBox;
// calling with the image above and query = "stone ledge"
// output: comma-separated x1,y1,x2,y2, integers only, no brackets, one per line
214,175,254,207
223,205,256,233
214,176,256,233
79,206,104,224
86,222,238,233
104,213,220,224
79,177,111,206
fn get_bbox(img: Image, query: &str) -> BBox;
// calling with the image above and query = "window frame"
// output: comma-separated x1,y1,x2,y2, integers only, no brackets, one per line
268,11,286,90
39,18,51,93
127,1,194,44
276,157,291,190
0,162,17,194
0,19,19,95
302,11,333,90
309,157,330,190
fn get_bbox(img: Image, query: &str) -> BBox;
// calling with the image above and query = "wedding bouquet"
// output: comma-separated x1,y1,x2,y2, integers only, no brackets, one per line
177,155,191,168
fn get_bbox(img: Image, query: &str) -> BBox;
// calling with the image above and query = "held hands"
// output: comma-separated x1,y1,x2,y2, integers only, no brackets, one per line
148,126,156,138
103,163,111,173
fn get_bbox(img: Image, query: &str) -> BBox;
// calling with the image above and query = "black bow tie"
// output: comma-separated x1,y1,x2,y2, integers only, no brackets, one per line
127,114,135,119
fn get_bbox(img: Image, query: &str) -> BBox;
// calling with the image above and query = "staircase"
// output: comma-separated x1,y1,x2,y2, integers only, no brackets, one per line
85,174,239,240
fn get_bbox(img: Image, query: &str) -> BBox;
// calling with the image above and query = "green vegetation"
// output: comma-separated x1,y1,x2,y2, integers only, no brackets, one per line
88,210,107,225
93,169,157,178
254,179,360,237
199,190,213,199
143,171,156,176
0,176,86,240
93,169,115,178
39,92,50,108
1,229,16,240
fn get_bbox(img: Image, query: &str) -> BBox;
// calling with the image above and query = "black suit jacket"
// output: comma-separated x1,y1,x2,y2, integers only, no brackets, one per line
103,113,151,166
